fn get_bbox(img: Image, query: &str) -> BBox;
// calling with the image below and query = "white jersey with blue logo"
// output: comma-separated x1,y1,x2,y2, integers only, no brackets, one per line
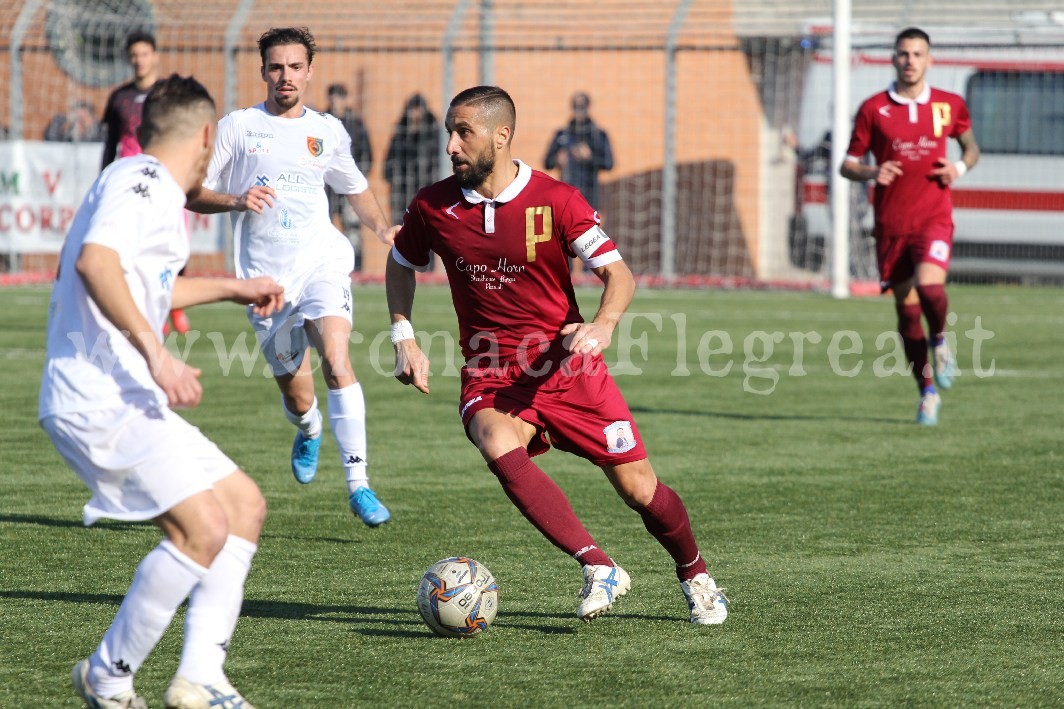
206,103,368,288
39,154,189,417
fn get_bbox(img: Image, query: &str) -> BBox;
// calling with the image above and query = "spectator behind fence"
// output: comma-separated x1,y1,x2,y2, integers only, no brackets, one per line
325,82,374,263
544,92,614,210
384,93,441,224
44,101,105,142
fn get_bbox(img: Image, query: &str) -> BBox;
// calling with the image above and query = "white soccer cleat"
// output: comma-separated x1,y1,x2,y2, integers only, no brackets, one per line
680,573,729,625
72,659,147,709
164,676,255,709
576,563,631,621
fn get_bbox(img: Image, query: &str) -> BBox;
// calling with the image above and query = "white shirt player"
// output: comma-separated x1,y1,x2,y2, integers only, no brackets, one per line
206,103,368,290
39,154,189,418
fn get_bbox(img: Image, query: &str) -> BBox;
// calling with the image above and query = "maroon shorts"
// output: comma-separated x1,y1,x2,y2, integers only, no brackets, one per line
459,348,648,467
875,222,954,290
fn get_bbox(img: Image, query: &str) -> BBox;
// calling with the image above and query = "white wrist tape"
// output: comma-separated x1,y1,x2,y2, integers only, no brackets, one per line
390,319,415,344
953,160,967,178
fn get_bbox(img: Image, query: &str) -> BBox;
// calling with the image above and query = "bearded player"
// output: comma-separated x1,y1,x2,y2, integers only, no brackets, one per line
386,86,728,625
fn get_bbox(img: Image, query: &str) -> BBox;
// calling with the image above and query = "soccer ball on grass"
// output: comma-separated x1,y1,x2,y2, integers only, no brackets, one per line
417,557,499,638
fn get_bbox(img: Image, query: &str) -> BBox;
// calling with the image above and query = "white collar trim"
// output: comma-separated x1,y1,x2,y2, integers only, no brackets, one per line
888,82,930,105
461,160,531,205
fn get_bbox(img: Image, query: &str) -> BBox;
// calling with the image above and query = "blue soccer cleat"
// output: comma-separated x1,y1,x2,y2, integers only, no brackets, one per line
931,341,958,390
915,390,941,426
349,487,391,527
291,432,321,484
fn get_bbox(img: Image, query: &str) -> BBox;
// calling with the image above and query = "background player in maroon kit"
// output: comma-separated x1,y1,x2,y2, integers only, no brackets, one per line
841,27,980,425
385,85,728,625
102,31,192,336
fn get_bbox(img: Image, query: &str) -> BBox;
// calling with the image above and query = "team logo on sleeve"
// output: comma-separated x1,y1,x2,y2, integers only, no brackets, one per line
603,421,636,454
306,136,324,157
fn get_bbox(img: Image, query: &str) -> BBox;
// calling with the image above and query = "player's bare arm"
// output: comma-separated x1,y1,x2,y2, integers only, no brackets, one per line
561,259,636,356
186,184,276,214
172,275,284,316
930,129,981,185
76,243,203,408
385,254,430,393
841,157,903,186
346,189,399,245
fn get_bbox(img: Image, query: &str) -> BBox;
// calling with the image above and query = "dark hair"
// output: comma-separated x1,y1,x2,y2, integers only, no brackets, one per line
327,83,347,98
258,27,316,66
138,74,215,147
895,27,931,48
450,86,516,135
125,30,156,52
571,92,590,110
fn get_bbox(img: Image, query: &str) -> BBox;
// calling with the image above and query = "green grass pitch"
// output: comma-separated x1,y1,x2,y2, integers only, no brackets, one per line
1,283,1061,707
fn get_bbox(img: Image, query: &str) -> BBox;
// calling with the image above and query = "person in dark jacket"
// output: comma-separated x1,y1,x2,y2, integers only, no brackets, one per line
384,93,441,223
545,92,614,209
326,83,373,173
325,83,374,260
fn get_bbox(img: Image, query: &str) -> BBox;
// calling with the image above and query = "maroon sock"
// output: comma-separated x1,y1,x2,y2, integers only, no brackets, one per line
636,482,707,581
488,448,611,567
916,284,949,343
897,302,932,392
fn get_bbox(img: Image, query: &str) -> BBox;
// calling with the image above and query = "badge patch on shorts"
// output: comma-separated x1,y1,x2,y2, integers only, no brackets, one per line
929,239,950,262
603,420,636,454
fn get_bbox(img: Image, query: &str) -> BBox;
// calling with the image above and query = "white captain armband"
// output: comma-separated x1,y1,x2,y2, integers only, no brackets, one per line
390,320,415,344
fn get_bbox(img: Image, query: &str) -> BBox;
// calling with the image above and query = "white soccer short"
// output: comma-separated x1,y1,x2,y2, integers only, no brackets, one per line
250,269,354,376
41,403,238,526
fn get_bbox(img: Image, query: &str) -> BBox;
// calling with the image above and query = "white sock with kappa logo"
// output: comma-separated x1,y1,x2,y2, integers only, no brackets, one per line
177,535,257,685
91,540,207,698
328,383,369,493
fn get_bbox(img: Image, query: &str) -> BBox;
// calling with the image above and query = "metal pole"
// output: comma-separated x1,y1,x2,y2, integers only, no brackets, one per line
223,0,255,116
10,0,44,140
661,0,693,282
442,0,473,181
479,0,494,86
831,0,852,298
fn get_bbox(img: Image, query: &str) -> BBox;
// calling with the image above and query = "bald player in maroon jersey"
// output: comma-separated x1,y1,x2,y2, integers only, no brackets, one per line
841,27,980,426
385,86,728,626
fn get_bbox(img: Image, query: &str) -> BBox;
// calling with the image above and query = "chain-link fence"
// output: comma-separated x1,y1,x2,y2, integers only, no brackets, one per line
3,0,1062,284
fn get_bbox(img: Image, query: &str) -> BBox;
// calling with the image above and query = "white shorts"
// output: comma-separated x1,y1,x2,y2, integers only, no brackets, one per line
40,404,238,526
251,269,353,376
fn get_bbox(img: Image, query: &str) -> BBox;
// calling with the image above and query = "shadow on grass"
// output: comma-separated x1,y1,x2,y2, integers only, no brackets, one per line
0,590,583,637
244,599,581,636
630,406,903,425
0,513,355,545
0,513,148,531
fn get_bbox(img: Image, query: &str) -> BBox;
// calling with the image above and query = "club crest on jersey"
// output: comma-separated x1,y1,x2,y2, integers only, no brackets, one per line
306,136,324,157
603,420,636,454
